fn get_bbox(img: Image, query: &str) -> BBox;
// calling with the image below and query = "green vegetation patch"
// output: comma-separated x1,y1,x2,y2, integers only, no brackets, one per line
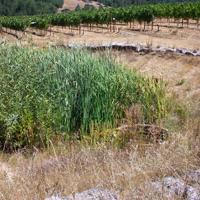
1,2,200,31
0,0,63,16
0,45,169,150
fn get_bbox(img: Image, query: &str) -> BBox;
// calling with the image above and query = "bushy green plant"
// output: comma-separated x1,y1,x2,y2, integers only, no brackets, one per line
0,45,169,150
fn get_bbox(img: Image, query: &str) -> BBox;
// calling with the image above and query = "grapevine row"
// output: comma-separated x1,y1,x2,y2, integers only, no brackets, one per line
0,2,200,31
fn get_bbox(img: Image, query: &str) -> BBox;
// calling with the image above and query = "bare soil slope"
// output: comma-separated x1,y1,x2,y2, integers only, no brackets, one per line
59,0,103,11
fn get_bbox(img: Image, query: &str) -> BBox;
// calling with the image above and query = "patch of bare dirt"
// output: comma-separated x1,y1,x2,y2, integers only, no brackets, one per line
59,0,103,11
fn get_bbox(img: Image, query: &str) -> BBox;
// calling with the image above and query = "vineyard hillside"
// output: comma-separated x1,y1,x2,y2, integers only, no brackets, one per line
0,2,199,200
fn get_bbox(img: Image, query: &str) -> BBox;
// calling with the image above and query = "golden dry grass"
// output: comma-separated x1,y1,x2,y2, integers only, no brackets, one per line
1,22,200,49
112,51,200,114
0,125,199,200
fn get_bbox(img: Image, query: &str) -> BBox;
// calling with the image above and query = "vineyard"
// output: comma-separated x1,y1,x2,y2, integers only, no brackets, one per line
1,2,200,36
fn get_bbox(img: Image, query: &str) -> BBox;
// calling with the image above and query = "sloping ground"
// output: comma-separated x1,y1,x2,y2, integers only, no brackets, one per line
114,52,200,113
63,27,200,50
3,25,200,50
58,0,104,11
59,0,85,11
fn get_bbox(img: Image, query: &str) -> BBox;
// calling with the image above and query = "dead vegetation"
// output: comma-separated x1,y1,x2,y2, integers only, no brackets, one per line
0,122,199,200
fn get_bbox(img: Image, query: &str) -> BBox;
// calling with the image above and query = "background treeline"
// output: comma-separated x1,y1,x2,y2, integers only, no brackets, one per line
98,0,197,7
0,0,63,16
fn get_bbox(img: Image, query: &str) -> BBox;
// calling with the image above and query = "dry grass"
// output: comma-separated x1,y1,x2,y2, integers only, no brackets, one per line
113,51,200,114
1,22,200,49
0,119,199,200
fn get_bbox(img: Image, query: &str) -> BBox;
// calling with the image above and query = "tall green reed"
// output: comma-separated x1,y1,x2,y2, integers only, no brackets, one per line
0,45,169,150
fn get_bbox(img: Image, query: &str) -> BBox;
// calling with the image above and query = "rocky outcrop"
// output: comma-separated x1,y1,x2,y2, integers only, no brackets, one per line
187,170,200,185
45,170,200,200
66,42,200,57
151,177,186,198
151,172,200,200
45,195,67,200
185,186,200,200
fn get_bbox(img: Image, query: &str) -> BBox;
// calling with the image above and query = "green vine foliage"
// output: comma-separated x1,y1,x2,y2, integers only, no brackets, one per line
0,2,200,31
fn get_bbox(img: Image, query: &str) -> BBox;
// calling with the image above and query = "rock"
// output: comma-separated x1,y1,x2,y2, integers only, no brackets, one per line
66,43,200,57
67,44,83,49
187,170,200,184
46,188,119,200
196,51,200,56
178,48,188,54
129,44,137,51
176,48,184,54
184,51,195,56
185,186,200,200
151,177,186,198
155,46,167,53
193,50,198,54
176,48,198,56
165,48,176,53
136,44,143,52
151,176,200,200
45,194,69,200
69,188,119,200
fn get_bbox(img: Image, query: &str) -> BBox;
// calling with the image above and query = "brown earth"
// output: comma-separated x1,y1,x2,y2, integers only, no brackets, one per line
58,0,103,11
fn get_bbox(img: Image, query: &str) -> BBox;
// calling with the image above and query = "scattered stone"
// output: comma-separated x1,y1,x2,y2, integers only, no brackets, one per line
185,186,200,200
45,195,68,200
165,48,176,53
185,51,195,56
45,188,119,200
187,170,200,184
154,46,166,53
151,177,186,198
68,188,119,200
193,50,198,54
151,176,200,200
